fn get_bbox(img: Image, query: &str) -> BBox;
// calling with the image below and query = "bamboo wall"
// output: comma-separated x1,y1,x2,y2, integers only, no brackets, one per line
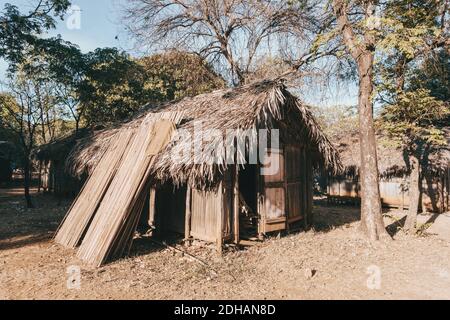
189,183,232,242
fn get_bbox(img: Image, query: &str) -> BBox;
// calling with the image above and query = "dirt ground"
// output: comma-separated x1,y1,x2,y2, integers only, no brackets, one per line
1,186,450,300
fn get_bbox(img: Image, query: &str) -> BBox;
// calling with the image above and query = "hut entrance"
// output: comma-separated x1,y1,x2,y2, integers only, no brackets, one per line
141,184,187,242
238,165,259,239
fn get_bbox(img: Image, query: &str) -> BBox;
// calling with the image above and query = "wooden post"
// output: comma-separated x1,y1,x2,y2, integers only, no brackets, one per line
306,152,314,226
216,182,224,254
284,146,289,233
440,175,445,214
184,185,192,245
257,164,265,240
233,165,240,245
37,161,42,193
445,168,450,210
302,148,308,230
148,188,156,227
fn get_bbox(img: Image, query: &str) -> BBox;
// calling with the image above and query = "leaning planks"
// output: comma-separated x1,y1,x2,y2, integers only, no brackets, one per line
76,118,175,267
54,129,135,248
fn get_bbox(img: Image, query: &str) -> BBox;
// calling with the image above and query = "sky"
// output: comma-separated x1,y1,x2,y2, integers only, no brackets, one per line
0,0,358,107
0,0,132,81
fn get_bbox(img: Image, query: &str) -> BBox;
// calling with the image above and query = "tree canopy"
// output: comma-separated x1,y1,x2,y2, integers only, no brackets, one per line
0,0,71,69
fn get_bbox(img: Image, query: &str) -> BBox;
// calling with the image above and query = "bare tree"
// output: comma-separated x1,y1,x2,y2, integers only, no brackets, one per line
331,0,390,240
123,0,317,85
55,84,84,134
0,75,43,208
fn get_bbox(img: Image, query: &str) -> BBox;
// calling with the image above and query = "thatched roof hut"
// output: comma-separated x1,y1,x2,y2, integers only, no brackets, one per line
328,129,450,212
65,79,341,189
34,129,91,196
335,130,450,179
34,128,90,163
49,79,343,261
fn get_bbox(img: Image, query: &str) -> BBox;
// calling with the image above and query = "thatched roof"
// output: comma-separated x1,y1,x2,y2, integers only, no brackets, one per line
336,129,450,179
34,128,91,162
57,79,341,188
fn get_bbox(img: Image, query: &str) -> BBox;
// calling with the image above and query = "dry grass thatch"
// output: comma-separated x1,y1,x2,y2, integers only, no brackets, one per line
63,79,341,188
336,130,450,179
34,128,91,162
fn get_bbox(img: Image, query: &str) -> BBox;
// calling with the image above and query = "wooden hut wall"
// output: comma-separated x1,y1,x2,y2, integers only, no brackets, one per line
190,182,231,242
379,179,409,208
328,179,360,198
421,172,449,213
329,177,408,207
40,161,50,191
305,149,314,224
43,160,84,197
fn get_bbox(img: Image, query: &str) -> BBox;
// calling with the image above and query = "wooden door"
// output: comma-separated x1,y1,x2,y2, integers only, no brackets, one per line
259,148,287,234
285,145,303,224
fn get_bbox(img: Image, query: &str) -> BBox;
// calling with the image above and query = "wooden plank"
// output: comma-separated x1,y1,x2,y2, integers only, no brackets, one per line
264,187,285,220
260,147,287,234
54,129,134,248
263,148,284,183
184,185,192,241
149,188,156,227
217,182,224,254
284,146,289,231
301,147,308,229
306,150,313,224
232,165,240,245
191,187,222,243
76,119,175,266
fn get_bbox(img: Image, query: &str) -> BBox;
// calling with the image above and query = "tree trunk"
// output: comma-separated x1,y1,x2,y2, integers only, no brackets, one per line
405,154,420,232
23,158,34,209
332,0,390,240
75,118,80,135
357,54,390,241
37,161,42,193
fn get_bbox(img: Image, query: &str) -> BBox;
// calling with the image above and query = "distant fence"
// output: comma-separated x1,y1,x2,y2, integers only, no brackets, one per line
327,173,449,213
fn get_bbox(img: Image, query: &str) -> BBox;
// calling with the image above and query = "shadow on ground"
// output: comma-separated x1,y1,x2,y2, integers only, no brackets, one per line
0,185,70,251
312,201,361,232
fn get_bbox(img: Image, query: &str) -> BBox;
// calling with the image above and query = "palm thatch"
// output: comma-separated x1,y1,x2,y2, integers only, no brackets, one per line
34,128,91,162
65,79,342,189
336,129,450,179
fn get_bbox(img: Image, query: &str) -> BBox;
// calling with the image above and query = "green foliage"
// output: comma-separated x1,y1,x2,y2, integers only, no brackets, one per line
138,51,225,101
311,104,359,142
375,0,448,160
374,0,443,60
0,92,27,158
380,89,449,148
77,48,149,125
0,0,71,69
76,49,225,125
0,92,25,138
409,50,449,102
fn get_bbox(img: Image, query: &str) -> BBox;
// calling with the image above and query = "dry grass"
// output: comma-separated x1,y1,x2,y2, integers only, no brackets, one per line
1,191,450,300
